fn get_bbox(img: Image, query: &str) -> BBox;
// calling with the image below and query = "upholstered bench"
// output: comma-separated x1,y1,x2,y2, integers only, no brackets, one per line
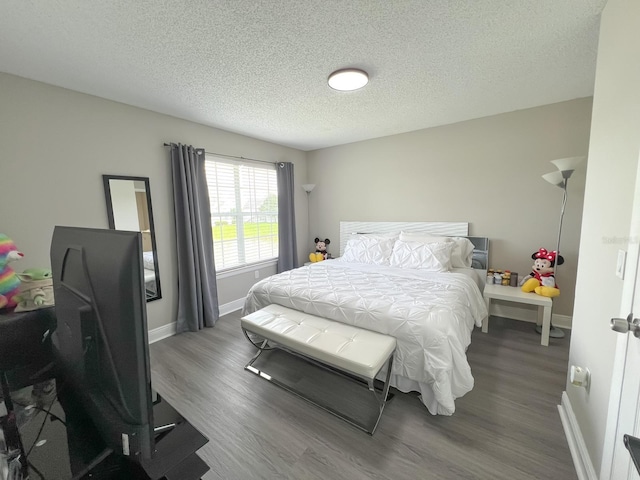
241,304,396,434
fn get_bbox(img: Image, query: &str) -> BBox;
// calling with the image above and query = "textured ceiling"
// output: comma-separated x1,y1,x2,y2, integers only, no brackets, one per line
0,0,607,151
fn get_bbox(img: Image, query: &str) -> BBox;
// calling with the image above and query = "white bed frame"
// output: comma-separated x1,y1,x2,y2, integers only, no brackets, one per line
339,221,489,273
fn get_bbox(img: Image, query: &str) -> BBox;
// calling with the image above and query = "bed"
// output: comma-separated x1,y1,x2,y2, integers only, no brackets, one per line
243,221,489,415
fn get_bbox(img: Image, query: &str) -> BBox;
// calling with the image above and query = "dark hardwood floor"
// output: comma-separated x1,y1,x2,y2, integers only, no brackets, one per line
150,313,576,480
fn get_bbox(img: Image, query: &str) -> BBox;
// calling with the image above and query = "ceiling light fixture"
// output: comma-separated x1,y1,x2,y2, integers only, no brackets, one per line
327,68,369,91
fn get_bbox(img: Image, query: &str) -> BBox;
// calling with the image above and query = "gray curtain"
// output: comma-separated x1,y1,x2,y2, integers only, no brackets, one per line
277,162,298,273
169,143,219,332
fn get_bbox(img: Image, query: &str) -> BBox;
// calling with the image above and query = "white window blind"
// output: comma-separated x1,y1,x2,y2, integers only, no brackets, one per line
205,155,278,271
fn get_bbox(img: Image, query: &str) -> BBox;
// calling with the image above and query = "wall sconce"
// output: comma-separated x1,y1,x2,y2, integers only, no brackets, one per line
302,184,315,247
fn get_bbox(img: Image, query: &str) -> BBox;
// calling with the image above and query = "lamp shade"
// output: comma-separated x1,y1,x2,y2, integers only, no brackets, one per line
551,156,585,177
302,184,316,193
542,171,565,188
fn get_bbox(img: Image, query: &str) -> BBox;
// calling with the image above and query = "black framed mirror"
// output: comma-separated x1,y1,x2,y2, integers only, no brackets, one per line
102,175,162,302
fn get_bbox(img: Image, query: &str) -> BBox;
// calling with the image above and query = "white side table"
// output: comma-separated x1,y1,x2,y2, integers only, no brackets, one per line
482,283,553,346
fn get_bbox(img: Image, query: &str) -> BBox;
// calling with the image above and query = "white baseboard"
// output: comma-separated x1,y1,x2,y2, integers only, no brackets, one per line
148,298,244,344
558,391,597,480
490,303,572,329
159,299,564,341
148,322,177,344
219,298,244,316
553,314,572,329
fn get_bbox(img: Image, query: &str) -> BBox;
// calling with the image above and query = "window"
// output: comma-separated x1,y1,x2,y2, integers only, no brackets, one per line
205,155,278,271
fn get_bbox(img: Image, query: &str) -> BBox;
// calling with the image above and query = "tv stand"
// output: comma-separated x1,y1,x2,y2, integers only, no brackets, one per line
138,393,209,480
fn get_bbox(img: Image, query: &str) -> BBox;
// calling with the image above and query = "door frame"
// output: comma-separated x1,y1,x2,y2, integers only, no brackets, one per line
600,152,640,479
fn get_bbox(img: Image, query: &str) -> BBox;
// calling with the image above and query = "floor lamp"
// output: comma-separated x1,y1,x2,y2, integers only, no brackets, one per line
537,156,585,338
302,184,315,248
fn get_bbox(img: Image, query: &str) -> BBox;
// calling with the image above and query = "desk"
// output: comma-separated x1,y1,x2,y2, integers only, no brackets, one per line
483,284,552,346
1,379,209,479
0,307,209,480
0,307,56,390
2,380,127,478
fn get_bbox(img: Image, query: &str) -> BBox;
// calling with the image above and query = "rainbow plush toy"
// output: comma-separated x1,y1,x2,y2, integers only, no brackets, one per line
0,234,24,309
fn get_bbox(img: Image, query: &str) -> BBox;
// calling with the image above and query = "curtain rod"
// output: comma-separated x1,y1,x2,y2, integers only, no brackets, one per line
163,143,278,166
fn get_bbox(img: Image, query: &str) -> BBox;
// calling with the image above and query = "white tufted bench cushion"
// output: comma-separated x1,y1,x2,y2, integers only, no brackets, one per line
241,304,396,380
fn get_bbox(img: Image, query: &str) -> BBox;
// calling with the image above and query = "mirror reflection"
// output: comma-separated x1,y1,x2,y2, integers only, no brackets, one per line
102,175,161,302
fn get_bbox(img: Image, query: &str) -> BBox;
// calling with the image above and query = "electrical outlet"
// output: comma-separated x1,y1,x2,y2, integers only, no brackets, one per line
616,250,626,279
254,270,259,279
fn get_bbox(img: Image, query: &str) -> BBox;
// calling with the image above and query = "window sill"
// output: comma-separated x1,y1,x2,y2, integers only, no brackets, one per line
216,259,278,279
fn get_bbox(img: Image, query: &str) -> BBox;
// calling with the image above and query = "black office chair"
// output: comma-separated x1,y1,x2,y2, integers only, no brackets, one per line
0,307,57,409
0,307,56,477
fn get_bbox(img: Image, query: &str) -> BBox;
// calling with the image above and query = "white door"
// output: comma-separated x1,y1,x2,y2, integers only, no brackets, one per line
609,155,640,480
609,290,640,478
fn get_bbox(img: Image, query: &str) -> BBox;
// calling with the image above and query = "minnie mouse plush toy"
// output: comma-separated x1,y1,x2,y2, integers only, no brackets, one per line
520,248,564,298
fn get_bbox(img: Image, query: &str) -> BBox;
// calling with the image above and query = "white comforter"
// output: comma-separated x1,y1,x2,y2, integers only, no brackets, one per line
243,261,487,415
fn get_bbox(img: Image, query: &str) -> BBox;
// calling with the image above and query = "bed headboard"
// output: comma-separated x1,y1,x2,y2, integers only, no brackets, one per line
338,221,489,271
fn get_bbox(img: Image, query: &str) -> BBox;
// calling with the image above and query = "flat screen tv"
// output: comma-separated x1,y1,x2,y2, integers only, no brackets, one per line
50,226,154,461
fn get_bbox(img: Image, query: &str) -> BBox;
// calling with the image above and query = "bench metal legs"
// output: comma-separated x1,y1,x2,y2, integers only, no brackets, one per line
242,328,395,435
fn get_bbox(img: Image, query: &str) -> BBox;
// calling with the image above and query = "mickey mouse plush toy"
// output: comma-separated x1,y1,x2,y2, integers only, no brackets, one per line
520,248,564,298
309,238,330,263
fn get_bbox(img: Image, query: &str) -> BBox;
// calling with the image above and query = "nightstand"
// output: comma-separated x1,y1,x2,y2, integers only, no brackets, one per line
482,283,552,346
304,258,336,267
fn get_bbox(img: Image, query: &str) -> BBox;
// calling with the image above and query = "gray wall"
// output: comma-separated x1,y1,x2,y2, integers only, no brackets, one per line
566,0,640,473
0,73,592,332
307,98,592,318
0,73,308,330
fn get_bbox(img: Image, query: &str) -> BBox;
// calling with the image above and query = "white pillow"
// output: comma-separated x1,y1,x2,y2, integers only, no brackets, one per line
340,234,398,265
398,232,475,268
389,239,454,271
